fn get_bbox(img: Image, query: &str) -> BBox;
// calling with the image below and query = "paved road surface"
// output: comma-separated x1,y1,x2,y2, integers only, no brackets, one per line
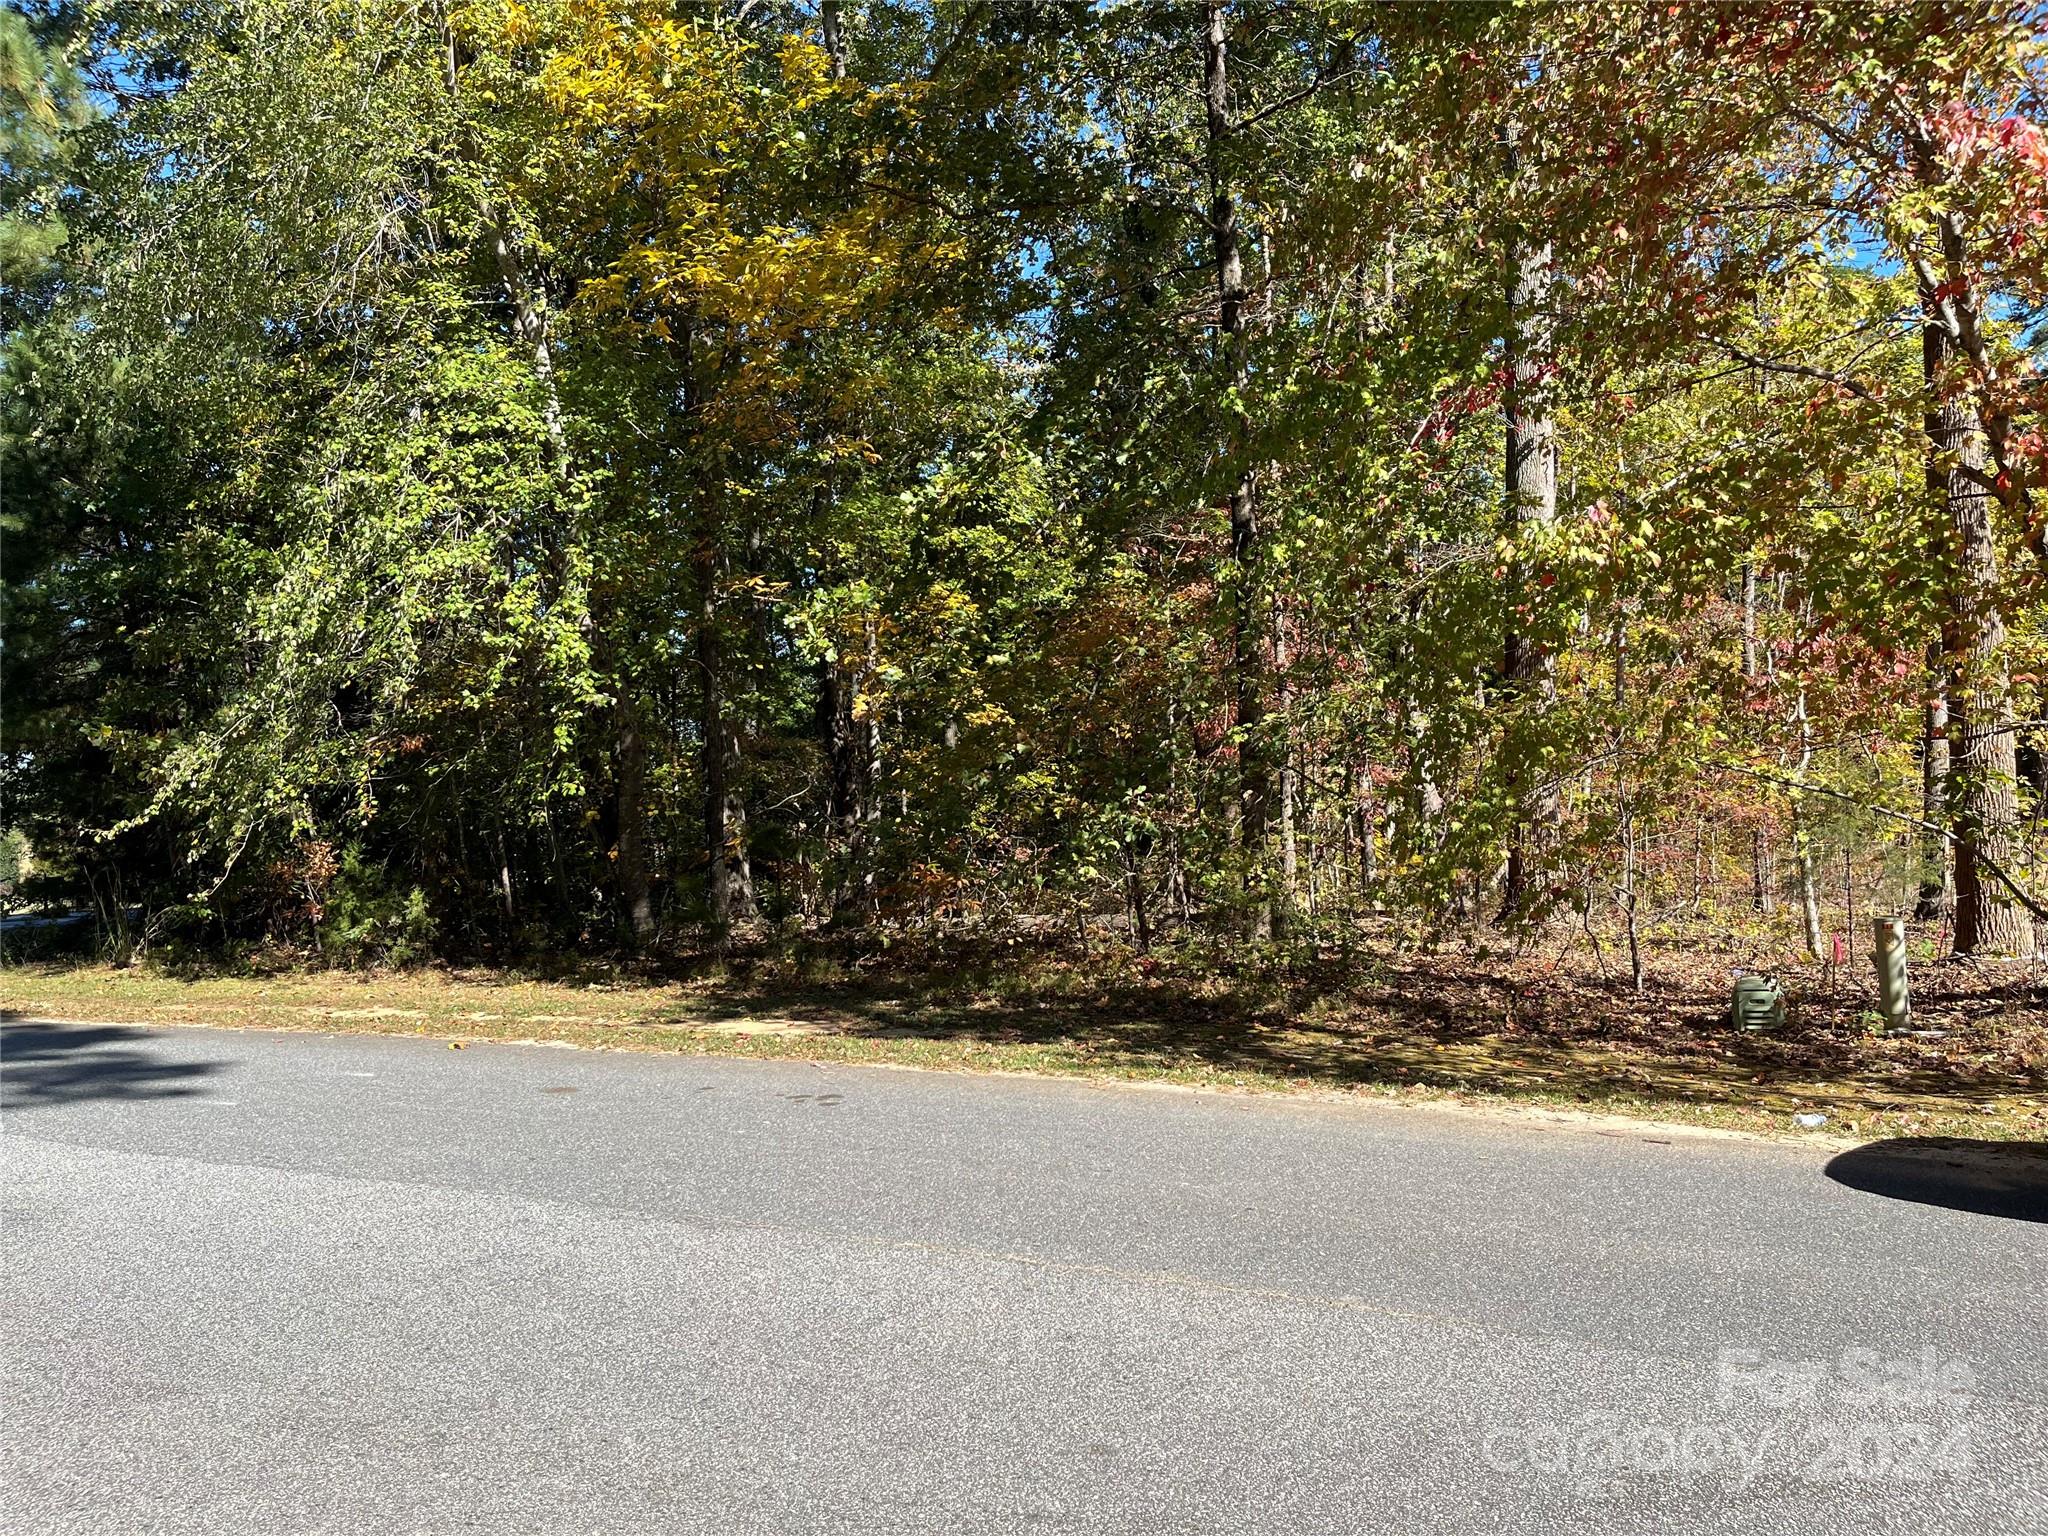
3,1017,2044,1534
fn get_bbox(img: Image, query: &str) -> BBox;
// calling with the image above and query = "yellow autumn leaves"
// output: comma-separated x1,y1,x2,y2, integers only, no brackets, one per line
505,0,953,348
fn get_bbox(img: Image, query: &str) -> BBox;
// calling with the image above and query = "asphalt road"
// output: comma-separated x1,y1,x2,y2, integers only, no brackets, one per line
3,1017,2044,1535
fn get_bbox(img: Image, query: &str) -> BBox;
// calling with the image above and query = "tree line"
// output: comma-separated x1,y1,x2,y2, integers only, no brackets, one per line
4,0,2045,968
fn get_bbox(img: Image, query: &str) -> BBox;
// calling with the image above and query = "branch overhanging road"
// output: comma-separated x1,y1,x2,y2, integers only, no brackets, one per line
3,1018,2043,1535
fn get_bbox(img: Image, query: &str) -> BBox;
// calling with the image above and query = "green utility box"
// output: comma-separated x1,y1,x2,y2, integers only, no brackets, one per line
1730,974,1785,1031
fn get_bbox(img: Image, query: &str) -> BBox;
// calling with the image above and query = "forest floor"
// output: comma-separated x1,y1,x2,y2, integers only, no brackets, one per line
4,928,2044,1144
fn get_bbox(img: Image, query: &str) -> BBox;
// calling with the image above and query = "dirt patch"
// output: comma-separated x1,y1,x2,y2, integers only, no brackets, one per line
700,1016,828,1038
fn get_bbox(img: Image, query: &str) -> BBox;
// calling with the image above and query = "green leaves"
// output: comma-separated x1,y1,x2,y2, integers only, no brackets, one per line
8,0,2043,958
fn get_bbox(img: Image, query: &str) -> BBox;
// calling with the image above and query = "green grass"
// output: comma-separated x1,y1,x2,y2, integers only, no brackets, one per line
5,950,2044,1144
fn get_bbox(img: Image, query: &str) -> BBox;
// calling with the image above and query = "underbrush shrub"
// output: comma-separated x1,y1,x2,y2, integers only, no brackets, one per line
318,846,437,968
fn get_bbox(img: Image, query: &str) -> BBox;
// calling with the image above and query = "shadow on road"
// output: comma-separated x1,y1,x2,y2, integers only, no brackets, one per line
1,1015,221,1110
1825,1137,2048,1223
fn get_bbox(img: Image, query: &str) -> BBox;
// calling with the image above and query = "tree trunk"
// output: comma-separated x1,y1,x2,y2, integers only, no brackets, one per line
1498,118,1560,923
696,557,755,940
698,532,732,944
1203,0,1274,940
1394,537,1444,869
690,342,735,943
1739,560,1758,681
489,221,567,470
1122,842,1152,954
1275,617,1299,922
495,829,514,921
1915,638,1954,922
727,778,756,923
1690,819,1705,916
1357,777,1379,910
821,0,847,79
1927,312,2033,956
1610,621,1645,989
616,701,654,945
816,653,863,923
1790,684,1824,960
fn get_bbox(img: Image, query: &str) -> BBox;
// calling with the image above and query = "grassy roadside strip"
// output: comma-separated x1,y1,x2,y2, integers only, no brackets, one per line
4,963,2042,1146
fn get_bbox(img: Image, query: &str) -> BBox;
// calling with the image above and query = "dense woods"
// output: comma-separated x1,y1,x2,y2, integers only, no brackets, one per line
6,0,2047,979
